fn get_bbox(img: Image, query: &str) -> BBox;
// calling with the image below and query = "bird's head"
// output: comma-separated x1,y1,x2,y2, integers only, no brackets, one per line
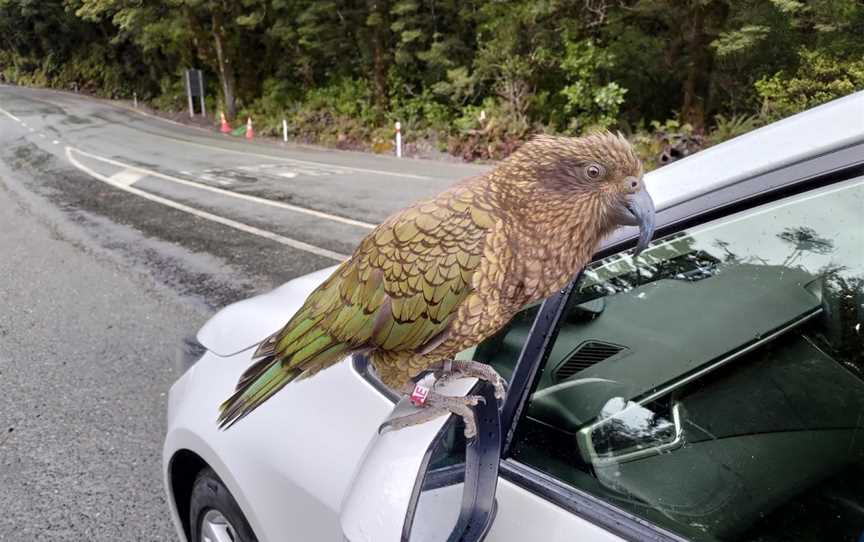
496,132,656,256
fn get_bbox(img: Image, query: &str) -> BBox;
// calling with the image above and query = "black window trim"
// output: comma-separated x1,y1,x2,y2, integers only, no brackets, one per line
499,143,864,541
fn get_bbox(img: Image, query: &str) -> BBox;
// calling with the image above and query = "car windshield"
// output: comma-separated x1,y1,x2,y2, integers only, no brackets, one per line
553,176,864,402
478,176,864,541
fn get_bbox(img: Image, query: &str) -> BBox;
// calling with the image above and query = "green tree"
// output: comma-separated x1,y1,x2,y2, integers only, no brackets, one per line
1,0,862,161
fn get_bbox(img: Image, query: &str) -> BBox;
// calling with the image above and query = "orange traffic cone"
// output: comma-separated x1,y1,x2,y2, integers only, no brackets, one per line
245,117,254,140
220,111,230,133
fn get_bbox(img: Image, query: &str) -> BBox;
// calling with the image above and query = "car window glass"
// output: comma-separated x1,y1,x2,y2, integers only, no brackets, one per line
504,177,864,541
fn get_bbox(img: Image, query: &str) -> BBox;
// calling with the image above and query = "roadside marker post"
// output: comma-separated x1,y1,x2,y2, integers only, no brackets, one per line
133,92,138,108
283,119,288,143
395,121,402,158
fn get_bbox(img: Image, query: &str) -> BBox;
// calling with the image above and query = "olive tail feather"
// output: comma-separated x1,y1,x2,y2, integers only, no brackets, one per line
218,333,352,430
217,356,301,430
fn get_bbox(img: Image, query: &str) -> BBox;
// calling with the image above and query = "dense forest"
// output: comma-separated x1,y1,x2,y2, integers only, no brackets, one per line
1,0,862,164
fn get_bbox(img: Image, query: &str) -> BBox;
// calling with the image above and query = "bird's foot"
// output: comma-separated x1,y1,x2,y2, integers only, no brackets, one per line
378,361,505,439
379,381,486,439
430,359,507,401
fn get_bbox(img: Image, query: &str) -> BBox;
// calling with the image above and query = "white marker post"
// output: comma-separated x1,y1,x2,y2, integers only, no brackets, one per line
283,119,288,143
133,92,138,108
395,121,402,158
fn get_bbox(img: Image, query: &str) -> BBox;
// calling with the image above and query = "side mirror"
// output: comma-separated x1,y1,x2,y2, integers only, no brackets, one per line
341,378,501,542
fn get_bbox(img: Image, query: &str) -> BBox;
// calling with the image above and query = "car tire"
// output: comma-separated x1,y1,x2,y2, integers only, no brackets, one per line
189,467,258,542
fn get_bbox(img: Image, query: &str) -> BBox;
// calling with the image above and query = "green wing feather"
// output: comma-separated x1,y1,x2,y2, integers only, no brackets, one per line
218,187,493,429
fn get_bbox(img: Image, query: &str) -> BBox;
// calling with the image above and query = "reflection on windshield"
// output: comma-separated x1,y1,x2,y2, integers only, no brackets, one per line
584,397,680,461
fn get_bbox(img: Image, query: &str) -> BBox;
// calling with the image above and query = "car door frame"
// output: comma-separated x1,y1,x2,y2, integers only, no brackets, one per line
353,140,864,542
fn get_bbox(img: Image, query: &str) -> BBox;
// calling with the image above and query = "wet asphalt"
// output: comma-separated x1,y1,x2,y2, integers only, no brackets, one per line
0,85,488,540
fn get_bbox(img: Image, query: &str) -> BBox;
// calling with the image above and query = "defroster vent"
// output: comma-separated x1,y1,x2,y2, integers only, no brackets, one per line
556,341,625,380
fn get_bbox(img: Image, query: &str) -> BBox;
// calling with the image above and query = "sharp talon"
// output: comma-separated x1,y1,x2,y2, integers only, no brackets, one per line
379,404,449,435
462,411,478,439
494,378,508,401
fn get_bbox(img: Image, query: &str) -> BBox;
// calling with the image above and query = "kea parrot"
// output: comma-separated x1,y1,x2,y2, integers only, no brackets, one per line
218,132,656,437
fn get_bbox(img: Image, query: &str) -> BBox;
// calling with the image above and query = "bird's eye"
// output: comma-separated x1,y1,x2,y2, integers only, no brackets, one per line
584,164,604,179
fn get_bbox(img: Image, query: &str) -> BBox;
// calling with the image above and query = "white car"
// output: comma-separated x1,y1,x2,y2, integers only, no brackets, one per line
163,93,864,542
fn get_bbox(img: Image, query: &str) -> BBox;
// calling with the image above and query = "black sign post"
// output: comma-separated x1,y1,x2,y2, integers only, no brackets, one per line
184,69,206,118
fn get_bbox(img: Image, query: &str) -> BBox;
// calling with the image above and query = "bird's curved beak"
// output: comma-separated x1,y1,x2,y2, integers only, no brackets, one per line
614,180,656,257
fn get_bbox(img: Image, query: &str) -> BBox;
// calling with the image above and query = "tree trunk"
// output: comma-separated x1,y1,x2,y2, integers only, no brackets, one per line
367,0,390,115
681,2,707,132
211,9,237,120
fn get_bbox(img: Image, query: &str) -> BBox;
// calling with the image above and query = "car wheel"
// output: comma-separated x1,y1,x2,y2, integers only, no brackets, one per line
189,467,258,542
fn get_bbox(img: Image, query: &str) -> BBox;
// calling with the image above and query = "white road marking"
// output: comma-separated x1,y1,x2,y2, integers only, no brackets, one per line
166,136,435,180
108,169,146,187
238,163,345,177
39,133,46,138
69,147,376,229
0,106,22,122
66,147,348,262
52,140,60,145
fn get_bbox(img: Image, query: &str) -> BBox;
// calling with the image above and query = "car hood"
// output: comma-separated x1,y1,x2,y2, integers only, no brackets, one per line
197,265,340,356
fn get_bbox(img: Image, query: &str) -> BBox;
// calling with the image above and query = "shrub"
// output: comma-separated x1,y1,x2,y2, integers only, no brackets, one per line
288,78,377,148
558,39,627,133
755,49,864,121
705,113,762,147
447,97,531,161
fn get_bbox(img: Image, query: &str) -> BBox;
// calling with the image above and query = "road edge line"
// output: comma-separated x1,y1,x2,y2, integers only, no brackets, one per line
71,147,376,229
65,146,348,262
0,106,23,123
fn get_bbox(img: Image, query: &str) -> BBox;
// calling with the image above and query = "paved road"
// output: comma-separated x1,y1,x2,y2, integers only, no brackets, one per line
0,85,487,540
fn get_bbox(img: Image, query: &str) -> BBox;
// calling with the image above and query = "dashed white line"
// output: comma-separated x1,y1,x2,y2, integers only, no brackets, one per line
52,140,60,145
65,147,349,262
69,147,376,229
0,106,22,122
